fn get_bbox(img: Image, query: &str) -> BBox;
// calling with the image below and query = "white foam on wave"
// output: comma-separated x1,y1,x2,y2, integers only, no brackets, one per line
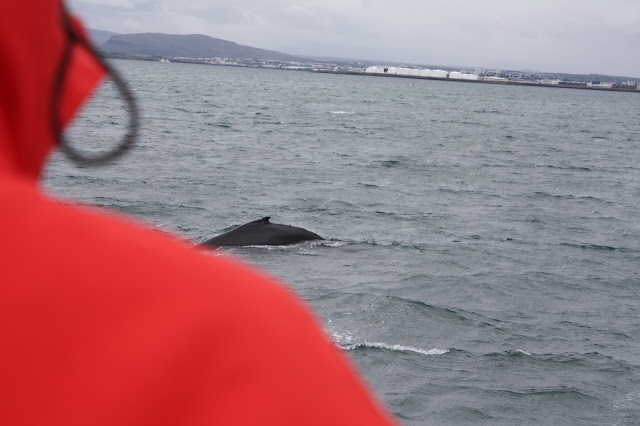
353,342,449,356
329,329,448,356
508,349,533,356
318,240,347,248
329,329,353,344
331,111,354,114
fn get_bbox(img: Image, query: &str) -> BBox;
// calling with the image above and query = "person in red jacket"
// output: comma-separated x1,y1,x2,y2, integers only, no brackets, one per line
0,2,395,425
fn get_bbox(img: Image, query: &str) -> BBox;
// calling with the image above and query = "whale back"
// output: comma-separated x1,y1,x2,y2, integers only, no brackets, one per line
200,217,323,248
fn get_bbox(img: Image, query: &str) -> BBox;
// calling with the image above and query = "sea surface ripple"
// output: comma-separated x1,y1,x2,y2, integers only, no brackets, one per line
46,60,640,425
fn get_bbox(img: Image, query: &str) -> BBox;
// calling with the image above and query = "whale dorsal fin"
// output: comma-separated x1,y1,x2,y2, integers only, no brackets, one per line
249,217,271,224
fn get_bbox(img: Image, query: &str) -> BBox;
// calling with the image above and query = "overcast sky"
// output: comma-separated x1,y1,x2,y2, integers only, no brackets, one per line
69,0,640,77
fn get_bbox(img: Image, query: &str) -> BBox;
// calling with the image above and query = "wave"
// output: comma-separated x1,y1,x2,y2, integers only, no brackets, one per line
354,238,428,251
478,350,637,378
378,158,410,168
505,349,533,356
325,291,507,332
560,242,632,252
495,386,598,401
330,330,448,356
208,240,327,252
253,120,285,125
341,341,449,356
357,182,381,189
205,122,236,130
526,192,614,204
317,240,347,248
474,108,501,114
536,164,593,171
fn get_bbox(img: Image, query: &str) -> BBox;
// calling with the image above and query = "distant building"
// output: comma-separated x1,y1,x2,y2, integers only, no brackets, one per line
588,81,613,88
612,81,638,90
449,71,478,80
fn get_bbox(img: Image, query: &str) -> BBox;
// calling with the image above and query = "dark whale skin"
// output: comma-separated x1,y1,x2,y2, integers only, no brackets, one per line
199,217,323,248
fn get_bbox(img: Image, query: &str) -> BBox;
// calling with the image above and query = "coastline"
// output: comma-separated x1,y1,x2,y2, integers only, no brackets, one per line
102,53,640,94
315,70,640,93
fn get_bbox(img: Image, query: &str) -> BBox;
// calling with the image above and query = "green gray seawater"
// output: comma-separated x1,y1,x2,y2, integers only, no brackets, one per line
46,60,640,425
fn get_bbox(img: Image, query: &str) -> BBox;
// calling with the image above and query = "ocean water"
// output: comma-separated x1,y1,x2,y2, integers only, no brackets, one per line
45,60,640,425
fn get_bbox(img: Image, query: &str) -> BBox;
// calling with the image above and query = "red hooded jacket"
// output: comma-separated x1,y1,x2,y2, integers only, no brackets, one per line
0,3,395,425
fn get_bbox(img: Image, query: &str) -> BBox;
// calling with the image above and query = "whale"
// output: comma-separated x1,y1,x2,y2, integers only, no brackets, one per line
199,217,323,248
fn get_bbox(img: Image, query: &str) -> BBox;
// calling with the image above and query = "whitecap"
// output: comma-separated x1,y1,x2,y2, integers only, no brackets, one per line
318,240,347,248
329,330,448,356
507,349,533,356
330,330,354,344
349,342,449,356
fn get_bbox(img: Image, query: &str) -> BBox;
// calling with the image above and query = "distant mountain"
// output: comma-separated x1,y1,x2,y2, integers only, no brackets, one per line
98,32,307,62
89,29,120,46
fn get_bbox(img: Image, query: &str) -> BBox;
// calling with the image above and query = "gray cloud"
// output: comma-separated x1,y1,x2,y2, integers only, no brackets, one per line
69,0,640,77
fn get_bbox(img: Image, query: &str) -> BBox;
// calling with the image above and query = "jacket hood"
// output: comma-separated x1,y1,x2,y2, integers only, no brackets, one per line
0,2,106,180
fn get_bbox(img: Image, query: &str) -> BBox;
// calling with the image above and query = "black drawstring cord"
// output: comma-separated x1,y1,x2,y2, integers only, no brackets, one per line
52,8,139,167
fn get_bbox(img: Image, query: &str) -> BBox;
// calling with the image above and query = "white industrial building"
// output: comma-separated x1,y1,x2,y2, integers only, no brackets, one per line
366,65,481,81
449,71,478,80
